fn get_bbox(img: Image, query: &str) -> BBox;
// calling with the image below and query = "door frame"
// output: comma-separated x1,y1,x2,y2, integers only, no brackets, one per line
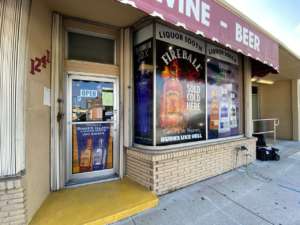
65,72,120,184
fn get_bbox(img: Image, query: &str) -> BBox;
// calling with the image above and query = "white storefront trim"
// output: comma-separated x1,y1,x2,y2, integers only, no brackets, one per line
50,13,64,190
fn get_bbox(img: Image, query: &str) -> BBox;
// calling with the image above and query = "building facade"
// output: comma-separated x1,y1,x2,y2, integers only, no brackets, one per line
0,0,299,224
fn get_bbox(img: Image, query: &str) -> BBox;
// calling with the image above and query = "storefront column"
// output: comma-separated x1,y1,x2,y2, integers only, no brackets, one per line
50,12,64,191
0,0,30,177
120,27,133,176
244,57,253,138
0,0,30,224
120,28,133,147
292,79,300,141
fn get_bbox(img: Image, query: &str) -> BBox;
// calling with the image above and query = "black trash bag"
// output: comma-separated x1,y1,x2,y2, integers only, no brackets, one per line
253,134,280,161
253,134,267,147
256,146,280,161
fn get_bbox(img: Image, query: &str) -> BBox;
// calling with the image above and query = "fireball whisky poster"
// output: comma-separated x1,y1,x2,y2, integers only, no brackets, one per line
134,39,154,145
72,123,113,174
156,40,206,145
207,58,240,139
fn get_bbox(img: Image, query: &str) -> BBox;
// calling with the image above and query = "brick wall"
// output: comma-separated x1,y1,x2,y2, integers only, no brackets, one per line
127,138,256,195
0,179,26,225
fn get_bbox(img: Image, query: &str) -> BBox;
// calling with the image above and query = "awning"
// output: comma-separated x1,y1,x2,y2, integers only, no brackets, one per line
117,0,279,72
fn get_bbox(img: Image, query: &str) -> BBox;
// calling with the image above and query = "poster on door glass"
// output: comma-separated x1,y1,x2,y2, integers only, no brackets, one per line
156,40,206,145
134,39,154,145
207,58,240,139
72,123,113,174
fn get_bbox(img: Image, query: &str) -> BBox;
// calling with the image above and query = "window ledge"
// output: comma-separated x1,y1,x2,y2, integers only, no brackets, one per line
129,136,257,155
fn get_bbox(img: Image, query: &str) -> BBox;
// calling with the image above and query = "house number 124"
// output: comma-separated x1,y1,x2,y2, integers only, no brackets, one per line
30,50,51,75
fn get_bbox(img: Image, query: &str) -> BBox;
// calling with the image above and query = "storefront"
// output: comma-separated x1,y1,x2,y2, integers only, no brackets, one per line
0,0,287,224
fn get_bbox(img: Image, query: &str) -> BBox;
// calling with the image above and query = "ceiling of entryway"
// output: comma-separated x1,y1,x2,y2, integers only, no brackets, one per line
45,0,146,27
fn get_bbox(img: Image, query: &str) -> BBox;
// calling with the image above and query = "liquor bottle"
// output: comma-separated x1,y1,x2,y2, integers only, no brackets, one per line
93,138,103,171
230,92,238,129
160,60,185,134
101,138,107,169
209,89,219,131
79,136,93,172
219,87,230,135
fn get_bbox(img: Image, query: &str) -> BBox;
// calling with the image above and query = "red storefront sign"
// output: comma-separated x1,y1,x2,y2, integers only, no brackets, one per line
118,0,279,71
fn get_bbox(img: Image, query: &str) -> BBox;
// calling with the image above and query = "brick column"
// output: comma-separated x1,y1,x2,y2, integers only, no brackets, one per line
0,179,26,225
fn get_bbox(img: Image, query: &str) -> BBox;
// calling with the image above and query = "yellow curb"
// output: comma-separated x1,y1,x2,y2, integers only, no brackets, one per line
30,178,158,225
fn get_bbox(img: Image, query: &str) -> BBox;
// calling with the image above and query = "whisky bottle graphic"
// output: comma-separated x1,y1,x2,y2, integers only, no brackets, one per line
79,136,93,172
93,138,103,170
219,87,230,135
160,61,185,134
229,92,238,129
209,90,219,131
101,138,107,169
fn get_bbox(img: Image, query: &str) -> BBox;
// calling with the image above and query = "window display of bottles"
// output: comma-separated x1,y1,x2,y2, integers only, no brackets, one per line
207,58,241,139
219,87,230,136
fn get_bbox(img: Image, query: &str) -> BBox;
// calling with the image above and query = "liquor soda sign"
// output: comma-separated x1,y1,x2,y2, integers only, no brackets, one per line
118,0,279,71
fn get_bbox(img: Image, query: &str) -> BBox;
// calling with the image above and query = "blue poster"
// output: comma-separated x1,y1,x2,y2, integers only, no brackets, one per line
72,123,112,173
134,39,154,145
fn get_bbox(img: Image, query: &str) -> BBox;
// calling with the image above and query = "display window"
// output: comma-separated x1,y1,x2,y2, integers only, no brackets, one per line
156,40,206,145
133,22,243,147
207,59,241,139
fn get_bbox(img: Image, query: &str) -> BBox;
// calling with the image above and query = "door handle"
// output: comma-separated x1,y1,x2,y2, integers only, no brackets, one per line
57,98,64,122
57,112,64,122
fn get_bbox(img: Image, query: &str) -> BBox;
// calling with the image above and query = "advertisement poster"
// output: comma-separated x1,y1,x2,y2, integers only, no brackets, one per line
156,40,206,145
134,39,154,145
207,58,240,139
72,123,113,174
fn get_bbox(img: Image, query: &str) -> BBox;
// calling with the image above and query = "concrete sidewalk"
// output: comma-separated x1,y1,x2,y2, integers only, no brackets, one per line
114,140,300,225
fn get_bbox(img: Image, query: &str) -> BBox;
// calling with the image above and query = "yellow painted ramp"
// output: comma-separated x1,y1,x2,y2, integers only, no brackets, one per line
30,178,158,225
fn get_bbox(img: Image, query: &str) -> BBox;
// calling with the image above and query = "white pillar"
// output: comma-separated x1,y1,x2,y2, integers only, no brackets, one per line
0,0,30,177
50,13,64,190
292,79,300,141
120,27,133,177
244,57,253,138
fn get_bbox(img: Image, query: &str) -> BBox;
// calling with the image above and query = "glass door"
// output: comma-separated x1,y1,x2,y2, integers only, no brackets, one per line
67,74,118,183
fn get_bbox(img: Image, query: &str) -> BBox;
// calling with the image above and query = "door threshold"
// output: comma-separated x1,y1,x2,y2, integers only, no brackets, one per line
65,174,119,188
